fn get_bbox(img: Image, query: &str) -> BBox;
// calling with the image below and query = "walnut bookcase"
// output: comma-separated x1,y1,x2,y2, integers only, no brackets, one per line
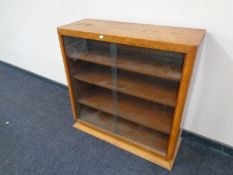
57,19,205,170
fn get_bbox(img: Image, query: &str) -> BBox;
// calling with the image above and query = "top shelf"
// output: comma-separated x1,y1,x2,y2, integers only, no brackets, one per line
69,50,182,81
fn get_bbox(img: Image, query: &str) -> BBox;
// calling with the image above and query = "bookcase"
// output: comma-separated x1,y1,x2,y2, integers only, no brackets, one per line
57,19,205,170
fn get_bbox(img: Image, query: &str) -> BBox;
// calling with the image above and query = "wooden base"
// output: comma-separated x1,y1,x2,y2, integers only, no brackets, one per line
73,121,181,170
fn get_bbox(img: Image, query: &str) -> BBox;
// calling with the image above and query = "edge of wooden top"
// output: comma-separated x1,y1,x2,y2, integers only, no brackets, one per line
57,19,205,53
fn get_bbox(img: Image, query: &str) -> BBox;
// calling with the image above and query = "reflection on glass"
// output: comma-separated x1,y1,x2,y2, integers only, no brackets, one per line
63,36,184,156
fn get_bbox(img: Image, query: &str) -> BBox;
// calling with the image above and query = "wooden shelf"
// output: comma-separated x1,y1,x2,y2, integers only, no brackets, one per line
69,50,181,81
77,86,173,134
87,39,184,60
73,65,178,107
78,106,168,156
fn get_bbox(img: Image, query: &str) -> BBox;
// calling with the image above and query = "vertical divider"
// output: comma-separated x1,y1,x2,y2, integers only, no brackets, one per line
110,43,119,133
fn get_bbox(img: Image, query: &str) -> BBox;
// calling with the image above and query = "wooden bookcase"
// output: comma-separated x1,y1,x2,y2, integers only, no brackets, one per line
57,19,205,170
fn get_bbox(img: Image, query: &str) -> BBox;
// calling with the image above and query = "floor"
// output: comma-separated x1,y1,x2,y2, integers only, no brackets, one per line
0,62,233,175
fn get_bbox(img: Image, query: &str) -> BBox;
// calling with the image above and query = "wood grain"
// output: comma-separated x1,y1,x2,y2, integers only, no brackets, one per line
58,19,205,53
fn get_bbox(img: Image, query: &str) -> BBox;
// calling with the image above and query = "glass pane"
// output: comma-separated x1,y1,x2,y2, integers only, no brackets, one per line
113,44,184,156
63,36,115,134
62,36,184,156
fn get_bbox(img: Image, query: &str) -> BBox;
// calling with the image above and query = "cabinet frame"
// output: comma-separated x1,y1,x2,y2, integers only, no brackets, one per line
57,19,205,170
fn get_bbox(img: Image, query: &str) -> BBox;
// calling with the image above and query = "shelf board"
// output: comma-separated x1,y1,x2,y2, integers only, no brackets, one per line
78,106,168,156
87,39,184,59
69,50,181,81
78,87,173,134
73,67,178,107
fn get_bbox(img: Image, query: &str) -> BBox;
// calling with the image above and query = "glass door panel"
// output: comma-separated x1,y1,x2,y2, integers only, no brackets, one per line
63,36,116,134
113,44,184,156
62,36,185,156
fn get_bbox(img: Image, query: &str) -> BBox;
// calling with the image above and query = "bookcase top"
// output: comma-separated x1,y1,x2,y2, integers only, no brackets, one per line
58,19,205,52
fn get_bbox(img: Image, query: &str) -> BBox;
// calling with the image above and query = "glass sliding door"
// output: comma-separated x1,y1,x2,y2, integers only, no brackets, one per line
62,36,184,156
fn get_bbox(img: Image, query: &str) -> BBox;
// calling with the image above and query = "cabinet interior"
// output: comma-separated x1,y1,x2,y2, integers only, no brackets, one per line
62,36,184,157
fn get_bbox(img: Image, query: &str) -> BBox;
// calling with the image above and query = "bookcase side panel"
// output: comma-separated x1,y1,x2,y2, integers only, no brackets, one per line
166,50,197,160
57,32,79,120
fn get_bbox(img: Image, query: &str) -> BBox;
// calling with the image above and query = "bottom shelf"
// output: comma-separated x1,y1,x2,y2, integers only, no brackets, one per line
78,106,168,156
73,118,181,170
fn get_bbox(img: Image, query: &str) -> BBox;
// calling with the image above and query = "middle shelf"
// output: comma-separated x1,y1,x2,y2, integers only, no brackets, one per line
76,84,173,134
73,62,179,107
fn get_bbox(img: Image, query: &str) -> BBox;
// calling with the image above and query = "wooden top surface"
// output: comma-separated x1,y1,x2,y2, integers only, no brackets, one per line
58,19,205,52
